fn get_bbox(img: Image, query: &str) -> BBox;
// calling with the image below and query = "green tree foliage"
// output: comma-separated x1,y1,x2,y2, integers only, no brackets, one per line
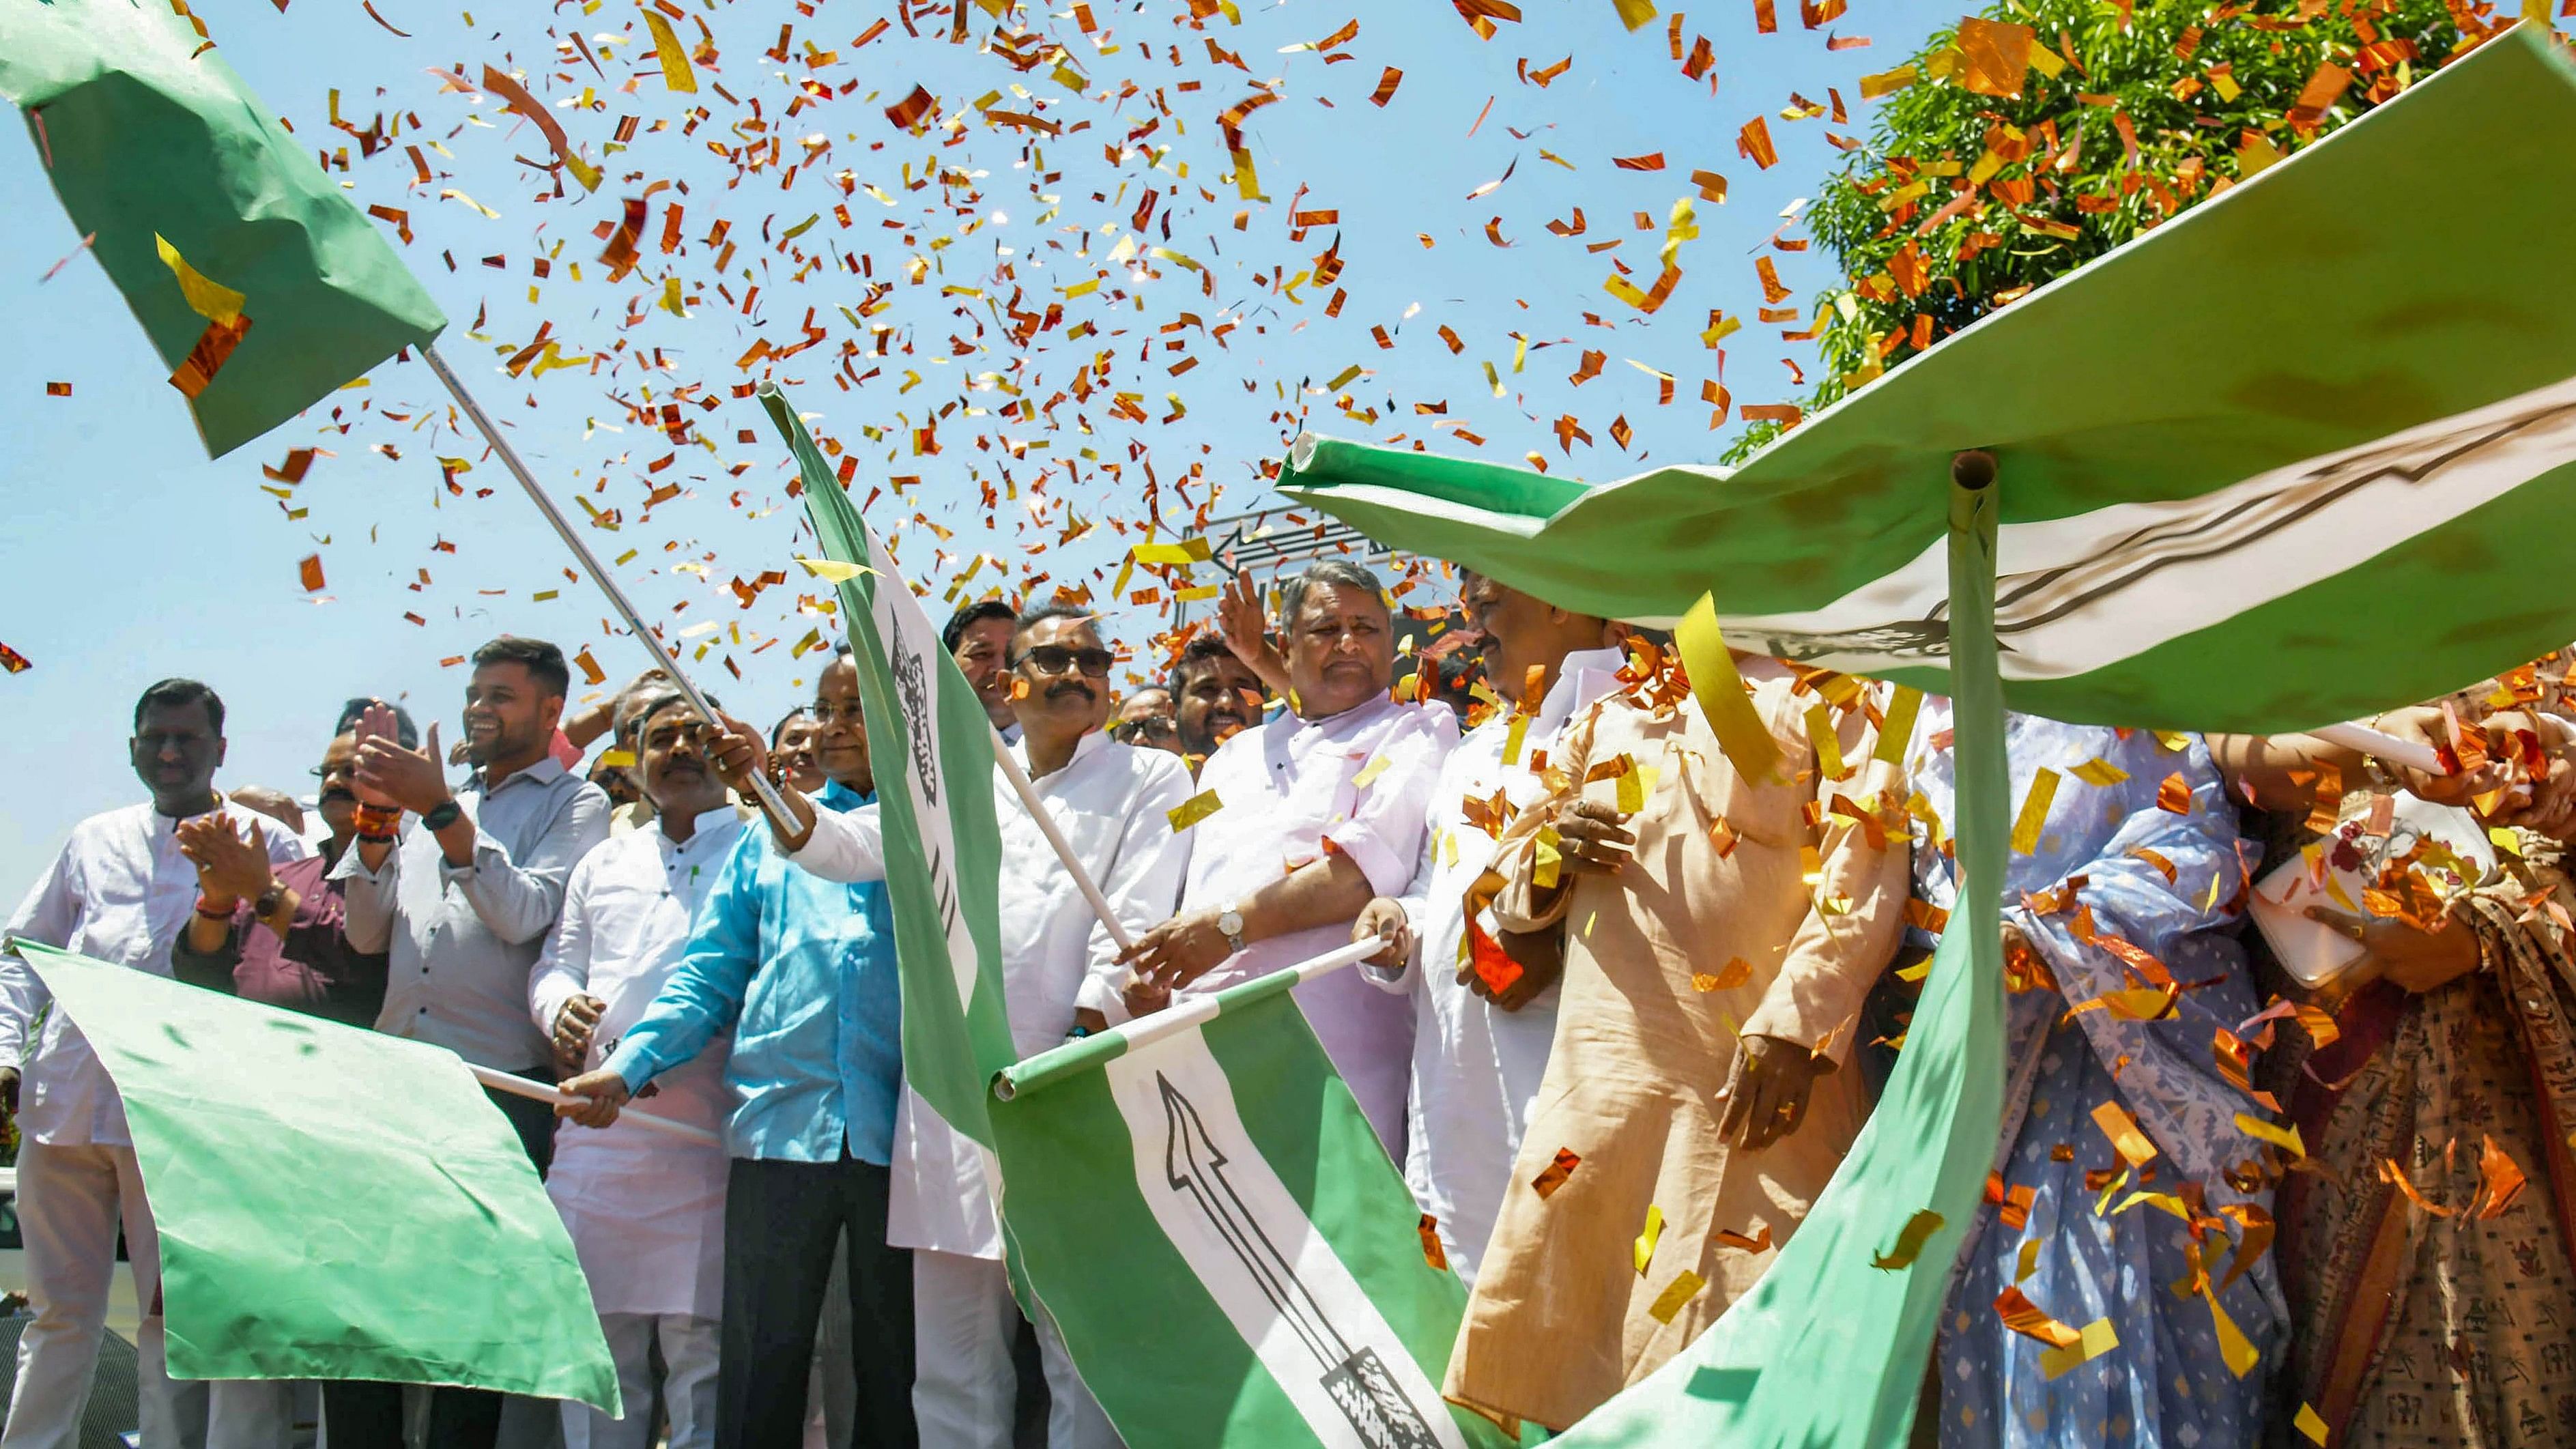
1726,0,2523,460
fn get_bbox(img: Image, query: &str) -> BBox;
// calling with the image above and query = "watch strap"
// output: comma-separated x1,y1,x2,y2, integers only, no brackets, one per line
420,799,466,833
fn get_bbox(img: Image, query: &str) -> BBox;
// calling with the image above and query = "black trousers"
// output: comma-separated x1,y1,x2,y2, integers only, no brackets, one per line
719,1154,916,1449
418,1076,562,1449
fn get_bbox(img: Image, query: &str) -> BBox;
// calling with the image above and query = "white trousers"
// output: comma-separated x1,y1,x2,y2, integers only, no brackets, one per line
560,1312,718,1449
3,1141,294,1449
910,1251,1118,1449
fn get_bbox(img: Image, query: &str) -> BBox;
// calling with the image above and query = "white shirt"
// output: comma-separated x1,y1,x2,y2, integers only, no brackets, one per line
796,730,1196,1259
1,800,307,1146
530,805,743,1318
1365,647,1625,1285
1179,693,1458,1153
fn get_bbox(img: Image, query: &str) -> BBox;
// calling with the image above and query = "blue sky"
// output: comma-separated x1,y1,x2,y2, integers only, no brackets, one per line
0,0,1951,891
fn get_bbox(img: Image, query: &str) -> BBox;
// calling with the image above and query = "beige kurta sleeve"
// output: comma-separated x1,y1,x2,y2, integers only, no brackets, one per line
1485,700,1605,934
1738,678,1912,1063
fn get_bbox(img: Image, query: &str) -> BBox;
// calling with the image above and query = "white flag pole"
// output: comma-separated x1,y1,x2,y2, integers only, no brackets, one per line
2310,721,2448,775
465,1063,724,1147
418,340,797,823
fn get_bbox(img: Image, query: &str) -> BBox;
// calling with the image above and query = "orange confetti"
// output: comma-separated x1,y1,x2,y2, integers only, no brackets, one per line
1691,957,1754,992
45,381,72,397
2156,773,2193,814
2091,1100,2158,1167
1531,1147,1582,1199
1956,18,2035,97
2472,1134,2528,1219
1737,115,1778,169
0,641,30,674
1992,1285,2085,1349
1417,1214,1449,1271
1715,1222,1775,1253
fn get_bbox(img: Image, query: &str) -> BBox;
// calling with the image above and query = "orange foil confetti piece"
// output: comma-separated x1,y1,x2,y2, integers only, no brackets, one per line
1715,1222,1775,1253
45,382,72,397
1417,1214,1449,1271
0,641,30,674
1737,116,1778,170
1993,1285,2085,1348
1531,1147,1582,1199
169,316,252,399
2156,772,2194,814
1957,18,2035,96
2472,1134,2529,1219
2091,1100,2159,1167
298,554,327,593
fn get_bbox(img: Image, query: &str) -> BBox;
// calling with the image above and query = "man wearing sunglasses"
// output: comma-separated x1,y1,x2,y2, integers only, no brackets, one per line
779,603,1192,1448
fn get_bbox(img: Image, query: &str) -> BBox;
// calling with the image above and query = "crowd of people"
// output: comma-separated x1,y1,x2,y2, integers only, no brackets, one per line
5,554,2575,1449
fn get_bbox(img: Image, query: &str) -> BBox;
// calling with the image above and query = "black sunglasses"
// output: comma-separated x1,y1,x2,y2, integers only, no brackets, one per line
1014,644,1114,678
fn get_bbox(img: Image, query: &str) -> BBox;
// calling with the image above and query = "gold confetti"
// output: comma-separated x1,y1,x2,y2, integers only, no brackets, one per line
1646,1269,1704,1323
1871,1209,1945,1269
2010,768,2061,855
1166,790,1224,831
1633,1204,1664,1274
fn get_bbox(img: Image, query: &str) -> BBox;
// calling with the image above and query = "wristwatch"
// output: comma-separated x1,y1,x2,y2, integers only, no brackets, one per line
420,799,466,833
1216,901,1247,954
252,878,289,921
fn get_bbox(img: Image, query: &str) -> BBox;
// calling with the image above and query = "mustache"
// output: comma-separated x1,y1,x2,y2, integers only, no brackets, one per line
319,786,359,804
1045,680,1096,700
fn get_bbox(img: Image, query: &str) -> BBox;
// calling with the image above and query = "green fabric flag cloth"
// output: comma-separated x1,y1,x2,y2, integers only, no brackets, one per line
1282,25,2576,736
993,956,1515,1449
6,942,616,1409
0,0,446,457
762,387,1508,1448
760,386,1019,1150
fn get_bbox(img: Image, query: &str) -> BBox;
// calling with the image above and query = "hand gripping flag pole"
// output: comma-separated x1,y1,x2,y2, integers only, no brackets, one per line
420,341,797,824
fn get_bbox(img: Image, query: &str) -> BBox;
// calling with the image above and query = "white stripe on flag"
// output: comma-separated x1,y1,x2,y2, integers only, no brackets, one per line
862,522,981,1016
1721,371,2576,679
1104,1031,1466,1449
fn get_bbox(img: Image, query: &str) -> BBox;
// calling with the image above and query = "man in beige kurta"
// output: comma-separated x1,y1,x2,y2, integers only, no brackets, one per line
1444,655,1910,1431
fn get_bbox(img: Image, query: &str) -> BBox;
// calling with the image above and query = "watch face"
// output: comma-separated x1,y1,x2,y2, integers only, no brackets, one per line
1218,909,1244,936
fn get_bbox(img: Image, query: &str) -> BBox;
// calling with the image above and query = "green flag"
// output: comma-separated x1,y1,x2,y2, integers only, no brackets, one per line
761,387,1510,1448
1,0,446,457
1282,25,2576,736
992,962,1515,1449
760,386,1018,1151
4,941,615,1409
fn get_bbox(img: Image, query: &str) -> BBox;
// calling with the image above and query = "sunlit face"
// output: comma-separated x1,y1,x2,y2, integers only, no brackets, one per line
463,661,562,769
953,616,1019,728
813,656,873,792
315,733,362,836
1009,616,1115,737
638,701,730,822
1283,582,1392,720
131,699,224,812
1175,655,1263,757
1462,571,1558,691
773,715,826,792
1113,688,1182,754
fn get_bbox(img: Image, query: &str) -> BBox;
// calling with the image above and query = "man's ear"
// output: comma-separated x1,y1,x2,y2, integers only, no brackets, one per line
539,693,568,732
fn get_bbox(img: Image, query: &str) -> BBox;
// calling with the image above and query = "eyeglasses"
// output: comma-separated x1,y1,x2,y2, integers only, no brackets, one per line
1013,644,1114,678
1111,717,1179,744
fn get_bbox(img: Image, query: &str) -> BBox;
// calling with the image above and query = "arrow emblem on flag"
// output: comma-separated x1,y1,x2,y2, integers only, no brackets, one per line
1157,1072,1444,1449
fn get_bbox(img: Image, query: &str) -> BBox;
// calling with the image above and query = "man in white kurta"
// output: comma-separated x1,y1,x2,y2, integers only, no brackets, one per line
0,680,306,1449
1121,562,1457,1156
788,606,1191,1448
532,694,743,1449
1354,574,1626,1286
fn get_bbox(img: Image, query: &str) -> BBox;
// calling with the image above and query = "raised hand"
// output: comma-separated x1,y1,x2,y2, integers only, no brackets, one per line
354,716,453,816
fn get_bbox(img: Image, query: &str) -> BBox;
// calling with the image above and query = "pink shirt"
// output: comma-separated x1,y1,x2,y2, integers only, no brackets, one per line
1179,693,1457,1153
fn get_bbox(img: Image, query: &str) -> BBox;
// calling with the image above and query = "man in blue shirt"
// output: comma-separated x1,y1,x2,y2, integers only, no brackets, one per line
558,649,914,1449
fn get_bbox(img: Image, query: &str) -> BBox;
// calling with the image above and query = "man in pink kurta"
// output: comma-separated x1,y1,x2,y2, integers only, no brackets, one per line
1121,560,1456,1155
1445,654,1910,1431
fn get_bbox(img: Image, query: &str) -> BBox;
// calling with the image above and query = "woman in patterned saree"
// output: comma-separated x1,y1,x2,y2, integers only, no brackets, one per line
1902,707,2285,1448
2217,665,2576,1448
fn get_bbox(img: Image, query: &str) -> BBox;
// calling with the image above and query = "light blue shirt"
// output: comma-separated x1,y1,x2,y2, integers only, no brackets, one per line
605,782,902,1164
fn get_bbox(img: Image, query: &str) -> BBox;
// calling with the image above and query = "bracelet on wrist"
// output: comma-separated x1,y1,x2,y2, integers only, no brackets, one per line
194,895,236,920
353,803,402,841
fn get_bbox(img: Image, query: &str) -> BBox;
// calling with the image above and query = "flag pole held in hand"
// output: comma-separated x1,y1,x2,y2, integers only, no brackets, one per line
418,340,795,823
